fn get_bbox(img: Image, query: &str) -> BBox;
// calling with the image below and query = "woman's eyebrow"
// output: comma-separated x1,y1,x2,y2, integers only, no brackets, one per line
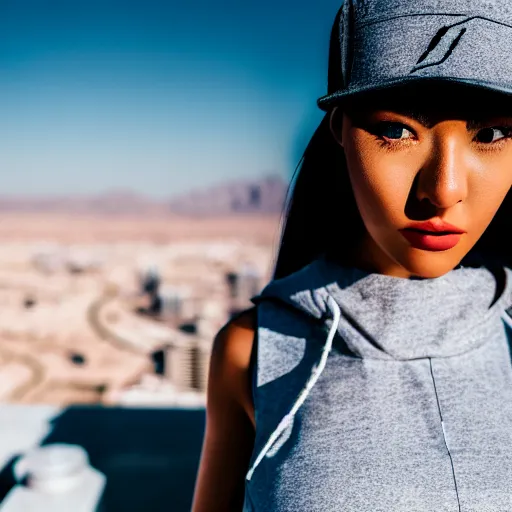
467,119,486,130
394,110,512,130
361,106,433,126
393,110,433,127
466,117,512,130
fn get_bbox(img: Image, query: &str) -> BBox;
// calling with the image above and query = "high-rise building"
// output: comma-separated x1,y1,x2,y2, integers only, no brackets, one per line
226,263,263,316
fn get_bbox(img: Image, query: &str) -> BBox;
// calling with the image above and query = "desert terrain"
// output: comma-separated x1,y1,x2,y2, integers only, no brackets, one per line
0,212,281,406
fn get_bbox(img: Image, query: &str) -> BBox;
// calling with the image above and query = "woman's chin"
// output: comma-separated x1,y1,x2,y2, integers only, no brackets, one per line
396,248,469,279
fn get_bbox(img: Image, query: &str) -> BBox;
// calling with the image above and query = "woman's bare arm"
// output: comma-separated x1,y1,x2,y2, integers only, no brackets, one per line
191,308,256,512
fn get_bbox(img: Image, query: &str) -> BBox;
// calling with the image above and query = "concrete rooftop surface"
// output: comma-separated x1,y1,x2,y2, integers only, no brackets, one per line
0,404,206,512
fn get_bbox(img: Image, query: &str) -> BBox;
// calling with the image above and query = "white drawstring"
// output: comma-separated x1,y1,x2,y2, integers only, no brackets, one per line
501,309,512,330
246,296,341,481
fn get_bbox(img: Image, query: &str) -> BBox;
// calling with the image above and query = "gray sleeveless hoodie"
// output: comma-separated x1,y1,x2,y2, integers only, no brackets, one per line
243,256,512,511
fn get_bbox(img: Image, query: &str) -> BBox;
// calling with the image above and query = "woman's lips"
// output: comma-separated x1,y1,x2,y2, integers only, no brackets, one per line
399,220,466,252
399,230,463,251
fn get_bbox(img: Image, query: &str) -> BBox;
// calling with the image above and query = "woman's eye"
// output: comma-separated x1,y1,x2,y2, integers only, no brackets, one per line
377,122,414,140
475,127,510,143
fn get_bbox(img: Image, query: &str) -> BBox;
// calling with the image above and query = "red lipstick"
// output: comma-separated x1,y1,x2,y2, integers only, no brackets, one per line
399,220,466,252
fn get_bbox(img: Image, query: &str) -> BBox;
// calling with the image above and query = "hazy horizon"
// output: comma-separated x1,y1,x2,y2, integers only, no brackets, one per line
1,0,340,198
0,173,286,200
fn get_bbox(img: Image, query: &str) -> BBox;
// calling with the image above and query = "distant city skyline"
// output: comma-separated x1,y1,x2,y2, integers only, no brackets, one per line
0,0,340,198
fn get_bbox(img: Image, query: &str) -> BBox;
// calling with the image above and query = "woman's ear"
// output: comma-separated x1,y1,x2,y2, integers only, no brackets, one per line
329,106,344,147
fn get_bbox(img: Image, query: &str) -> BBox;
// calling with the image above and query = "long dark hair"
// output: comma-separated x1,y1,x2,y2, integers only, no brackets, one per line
272,114,363,280
273,7,365,280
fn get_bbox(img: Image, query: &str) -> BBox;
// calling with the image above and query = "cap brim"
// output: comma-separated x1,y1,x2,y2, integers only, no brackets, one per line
317,77,512,111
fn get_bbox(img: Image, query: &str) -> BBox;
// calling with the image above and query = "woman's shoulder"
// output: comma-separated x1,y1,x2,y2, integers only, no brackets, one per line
212,307,257,370
209,307,257,425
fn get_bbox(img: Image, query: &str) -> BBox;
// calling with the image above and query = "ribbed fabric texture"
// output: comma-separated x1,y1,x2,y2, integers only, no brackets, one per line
244,257,512,511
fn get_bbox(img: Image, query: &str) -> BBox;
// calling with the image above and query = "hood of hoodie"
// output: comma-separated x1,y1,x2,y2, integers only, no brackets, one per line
255,256,511,360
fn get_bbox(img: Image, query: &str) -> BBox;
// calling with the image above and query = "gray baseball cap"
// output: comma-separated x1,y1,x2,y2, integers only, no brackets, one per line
317,0,512,110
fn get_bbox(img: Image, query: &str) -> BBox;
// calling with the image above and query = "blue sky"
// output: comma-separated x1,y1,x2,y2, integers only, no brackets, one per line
1,0,340,197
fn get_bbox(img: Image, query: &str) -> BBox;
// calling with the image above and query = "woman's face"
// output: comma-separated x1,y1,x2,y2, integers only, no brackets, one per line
334,86,512,278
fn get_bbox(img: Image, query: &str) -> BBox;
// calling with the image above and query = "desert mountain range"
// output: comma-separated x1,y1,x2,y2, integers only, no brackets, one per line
0,175,289,216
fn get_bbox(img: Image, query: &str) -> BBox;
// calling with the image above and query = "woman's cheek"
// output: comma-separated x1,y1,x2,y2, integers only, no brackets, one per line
348,155,412,228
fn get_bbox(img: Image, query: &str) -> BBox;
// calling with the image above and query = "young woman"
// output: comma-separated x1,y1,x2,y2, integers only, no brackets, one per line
193,0,512,510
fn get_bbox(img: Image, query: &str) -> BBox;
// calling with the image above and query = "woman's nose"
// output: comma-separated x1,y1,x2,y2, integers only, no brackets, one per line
416,130,470,210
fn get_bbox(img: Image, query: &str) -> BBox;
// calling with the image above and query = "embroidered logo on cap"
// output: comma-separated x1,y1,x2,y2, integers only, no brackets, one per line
411,19,469,73
411,15,512,73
